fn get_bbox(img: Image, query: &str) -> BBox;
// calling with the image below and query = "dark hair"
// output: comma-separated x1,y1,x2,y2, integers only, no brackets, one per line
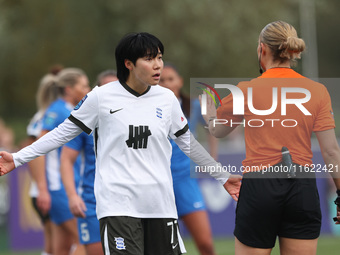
115,32,164,83
164,62,191,118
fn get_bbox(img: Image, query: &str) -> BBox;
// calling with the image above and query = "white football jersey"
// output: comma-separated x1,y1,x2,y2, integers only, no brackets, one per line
69,81,188,219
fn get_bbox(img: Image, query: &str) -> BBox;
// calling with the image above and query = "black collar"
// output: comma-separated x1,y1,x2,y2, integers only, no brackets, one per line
120,80,151,97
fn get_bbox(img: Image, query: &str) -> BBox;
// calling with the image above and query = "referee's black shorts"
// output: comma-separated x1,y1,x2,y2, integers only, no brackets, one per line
100,216,186,255
234,168,321,249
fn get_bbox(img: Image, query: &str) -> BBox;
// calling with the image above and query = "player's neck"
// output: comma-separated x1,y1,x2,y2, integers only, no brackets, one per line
125,76,149,95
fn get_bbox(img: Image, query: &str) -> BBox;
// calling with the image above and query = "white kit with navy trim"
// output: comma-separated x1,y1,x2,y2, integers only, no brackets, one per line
69,81,189,220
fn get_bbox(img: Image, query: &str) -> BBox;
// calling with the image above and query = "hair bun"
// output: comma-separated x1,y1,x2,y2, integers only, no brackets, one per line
49,64,64,75
279,36,305,60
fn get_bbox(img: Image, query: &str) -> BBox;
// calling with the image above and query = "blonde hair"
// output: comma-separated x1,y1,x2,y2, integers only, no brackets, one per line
36,74,60,111
259,21,305,62
57,68,86,95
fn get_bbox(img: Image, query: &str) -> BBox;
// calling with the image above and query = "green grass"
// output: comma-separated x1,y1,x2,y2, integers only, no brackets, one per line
184,235,340,255
1,235,339,255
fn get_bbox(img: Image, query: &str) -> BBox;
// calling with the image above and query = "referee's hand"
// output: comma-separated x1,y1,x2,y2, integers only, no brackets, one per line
223,174,242,201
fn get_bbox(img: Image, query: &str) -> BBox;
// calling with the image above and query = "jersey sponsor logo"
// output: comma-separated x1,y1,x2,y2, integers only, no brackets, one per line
114,237,126,250
156,108,162,118
110,108,123,114
74,95,88,110
126,125,152,149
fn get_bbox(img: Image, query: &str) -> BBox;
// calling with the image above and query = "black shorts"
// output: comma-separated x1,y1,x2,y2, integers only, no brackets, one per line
234,173,321,249
99,216,186,255
31,197,50,224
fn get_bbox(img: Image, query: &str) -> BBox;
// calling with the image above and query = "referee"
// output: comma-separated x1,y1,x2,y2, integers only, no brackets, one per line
203,21,340,255
0,32,241,254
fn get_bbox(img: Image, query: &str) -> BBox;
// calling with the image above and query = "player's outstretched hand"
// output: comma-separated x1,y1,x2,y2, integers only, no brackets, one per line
0,151,15,176
223,174,242,201
69,194,87,218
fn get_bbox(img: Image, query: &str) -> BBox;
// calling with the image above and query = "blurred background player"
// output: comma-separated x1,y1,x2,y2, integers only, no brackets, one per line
40,68,90,255
159,63,217,255
60,70,117,255
202,20,340,255
26,65,63,255
95,69,117,86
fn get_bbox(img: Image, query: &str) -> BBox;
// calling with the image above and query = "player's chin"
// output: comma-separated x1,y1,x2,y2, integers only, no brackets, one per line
149,81,159,86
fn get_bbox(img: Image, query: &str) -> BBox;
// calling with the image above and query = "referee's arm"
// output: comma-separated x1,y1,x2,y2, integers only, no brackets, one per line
315,129,340,189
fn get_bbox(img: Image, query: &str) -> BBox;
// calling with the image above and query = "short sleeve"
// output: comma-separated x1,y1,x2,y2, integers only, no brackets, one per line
69,89,99,135
169,96,189,139
42,107,65,131
313,87,335,132
64,132,84,152
190,99,205,137
216,92,244,126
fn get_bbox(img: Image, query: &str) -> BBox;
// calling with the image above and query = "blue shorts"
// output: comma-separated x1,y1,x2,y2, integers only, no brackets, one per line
50,189,74,225
78,215,101,245
173,176,206,217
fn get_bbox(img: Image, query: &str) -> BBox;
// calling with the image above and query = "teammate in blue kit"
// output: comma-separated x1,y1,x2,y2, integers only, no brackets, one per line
26,69,62,255
160,64,217,255
60,71,117,255
41,68,90,255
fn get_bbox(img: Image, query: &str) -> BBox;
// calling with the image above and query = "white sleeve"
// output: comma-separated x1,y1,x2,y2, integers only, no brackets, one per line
173,129,230,185
12,118,82,167
69,89,99,134
169,96,189,139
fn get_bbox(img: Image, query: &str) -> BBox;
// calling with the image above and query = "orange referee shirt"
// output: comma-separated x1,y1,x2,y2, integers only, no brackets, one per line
217,68,335,170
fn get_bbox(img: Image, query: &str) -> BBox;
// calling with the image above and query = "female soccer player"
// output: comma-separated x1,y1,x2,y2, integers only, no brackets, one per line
201,21,340,255
26,70,62,255
159,64,217,255
0,32,241,255
60,72,117,255
37,68,90,255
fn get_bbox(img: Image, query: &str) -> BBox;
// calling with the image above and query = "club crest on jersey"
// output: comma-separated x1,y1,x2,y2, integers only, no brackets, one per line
74,95,88,110
114,237,126,250
181,117,184,122
156,108,162,119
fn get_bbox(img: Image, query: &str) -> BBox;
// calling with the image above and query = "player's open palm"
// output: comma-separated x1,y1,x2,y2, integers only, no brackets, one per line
0,151,15,176
223,174,242,201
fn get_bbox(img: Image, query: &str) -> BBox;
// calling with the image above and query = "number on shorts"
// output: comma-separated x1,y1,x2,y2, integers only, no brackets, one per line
80,222,90,242
167,220,178,244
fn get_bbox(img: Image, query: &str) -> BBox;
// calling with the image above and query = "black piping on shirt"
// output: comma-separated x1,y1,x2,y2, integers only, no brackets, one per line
68,115,92,135
94,128,98,158
174,124,189,138
120,80,151,97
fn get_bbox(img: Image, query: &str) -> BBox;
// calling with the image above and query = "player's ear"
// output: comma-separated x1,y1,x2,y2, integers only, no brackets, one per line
124,59,134,71
260,42,268,56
